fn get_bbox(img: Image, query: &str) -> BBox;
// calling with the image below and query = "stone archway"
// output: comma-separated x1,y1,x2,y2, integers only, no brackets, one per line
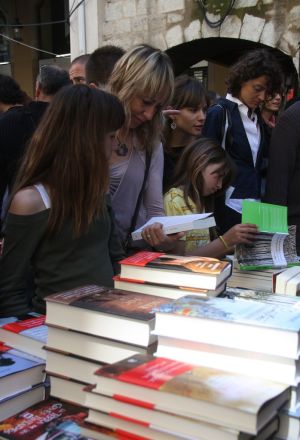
166,37,298,94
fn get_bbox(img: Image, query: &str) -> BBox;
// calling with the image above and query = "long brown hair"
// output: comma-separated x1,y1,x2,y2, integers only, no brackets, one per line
109,44,174,151
170,137,234,212
12,85,125,236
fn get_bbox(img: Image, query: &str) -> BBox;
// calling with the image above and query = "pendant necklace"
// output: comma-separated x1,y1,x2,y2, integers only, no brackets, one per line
116,137,129,157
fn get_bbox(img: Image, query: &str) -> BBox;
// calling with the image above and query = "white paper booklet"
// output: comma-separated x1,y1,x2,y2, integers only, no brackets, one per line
131,213,216,241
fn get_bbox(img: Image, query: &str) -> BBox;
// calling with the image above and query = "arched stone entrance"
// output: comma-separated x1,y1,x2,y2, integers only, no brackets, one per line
166,37,298,94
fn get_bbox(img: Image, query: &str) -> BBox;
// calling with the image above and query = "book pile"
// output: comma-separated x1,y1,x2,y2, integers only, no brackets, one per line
80,353,288,440
44,284,171,407
154,294,300,438
227,265,275,292
273,266,300,295
116,251,231,299
0,313,48,421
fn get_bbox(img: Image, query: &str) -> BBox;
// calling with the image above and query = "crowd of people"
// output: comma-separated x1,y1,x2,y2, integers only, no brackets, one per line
0,44,299,317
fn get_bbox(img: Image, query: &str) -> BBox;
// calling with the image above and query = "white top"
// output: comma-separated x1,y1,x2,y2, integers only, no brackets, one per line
226,93,260,166
34,183,51,209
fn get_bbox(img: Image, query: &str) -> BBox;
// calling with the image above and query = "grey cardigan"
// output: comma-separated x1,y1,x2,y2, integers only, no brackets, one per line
110,142,164,243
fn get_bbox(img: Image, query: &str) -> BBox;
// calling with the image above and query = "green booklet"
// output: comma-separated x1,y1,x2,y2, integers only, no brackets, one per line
236,201,299,270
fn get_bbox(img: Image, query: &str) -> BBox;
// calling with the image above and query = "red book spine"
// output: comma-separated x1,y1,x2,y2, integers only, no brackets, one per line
2,316,46,333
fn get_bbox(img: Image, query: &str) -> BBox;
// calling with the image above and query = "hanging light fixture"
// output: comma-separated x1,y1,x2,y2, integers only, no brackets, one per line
13,0,22,41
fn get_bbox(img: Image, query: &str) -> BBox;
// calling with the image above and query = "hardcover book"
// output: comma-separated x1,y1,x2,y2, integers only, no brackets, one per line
120,251,232,290
93,354,289,435
45,285,171,347
153,295,300,358
0,314,47,360
47,325,157,365
131,213,216,240
0,342,46,402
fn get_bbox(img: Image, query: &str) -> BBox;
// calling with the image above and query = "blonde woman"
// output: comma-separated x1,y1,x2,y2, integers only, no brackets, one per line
109,45,180,253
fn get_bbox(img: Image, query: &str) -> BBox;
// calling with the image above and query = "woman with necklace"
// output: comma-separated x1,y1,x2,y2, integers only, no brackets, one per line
163,75,208,192
109,45,181,253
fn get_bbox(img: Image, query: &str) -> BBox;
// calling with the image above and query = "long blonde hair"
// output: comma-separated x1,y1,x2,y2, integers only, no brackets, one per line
109,44,174,151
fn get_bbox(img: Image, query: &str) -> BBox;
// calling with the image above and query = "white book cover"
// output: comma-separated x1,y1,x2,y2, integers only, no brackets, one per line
131,213,215,240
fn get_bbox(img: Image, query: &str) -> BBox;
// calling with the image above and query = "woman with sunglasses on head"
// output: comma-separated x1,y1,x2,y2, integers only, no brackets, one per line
0,85,125,317
108,44,181,253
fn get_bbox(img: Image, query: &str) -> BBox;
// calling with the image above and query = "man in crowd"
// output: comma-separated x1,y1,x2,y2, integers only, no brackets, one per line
0,65,70,222
69,54,90,84
85,45,124,88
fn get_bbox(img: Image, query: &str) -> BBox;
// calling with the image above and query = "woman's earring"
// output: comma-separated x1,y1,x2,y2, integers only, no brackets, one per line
171,121,177,130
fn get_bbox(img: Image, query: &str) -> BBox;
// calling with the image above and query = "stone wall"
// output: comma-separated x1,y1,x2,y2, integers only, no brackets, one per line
70,0,300,72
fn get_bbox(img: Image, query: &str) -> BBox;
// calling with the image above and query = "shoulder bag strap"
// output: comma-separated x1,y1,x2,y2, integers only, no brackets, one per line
127,150,152,237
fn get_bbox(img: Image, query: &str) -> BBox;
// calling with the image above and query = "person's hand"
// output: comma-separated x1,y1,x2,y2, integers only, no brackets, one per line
141,222,184,251
223,223,258,247
162,107,181,118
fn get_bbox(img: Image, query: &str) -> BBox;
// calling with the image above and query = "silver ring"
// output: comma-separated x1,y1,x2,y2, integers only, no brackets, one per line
147,234,151,239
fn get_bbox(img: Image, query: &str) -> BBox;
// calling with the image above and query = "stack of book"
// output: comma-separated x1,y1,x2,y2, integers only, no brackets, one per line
0,314,48,421
80,353,289,440
154,294,300,437
273,266,300,295
115,251,231,299
0,313,47,360
227,265,276,292
44,284,171,406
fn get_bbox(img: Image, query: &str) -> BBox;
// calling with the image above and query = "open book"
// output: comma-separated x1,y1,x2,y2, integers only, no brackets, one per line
131,213,216,241
236,201,299,270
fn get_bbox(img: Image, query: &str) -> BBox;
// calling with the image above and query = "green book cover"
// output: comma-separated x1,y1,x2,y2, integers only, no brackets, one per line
241,201,288,234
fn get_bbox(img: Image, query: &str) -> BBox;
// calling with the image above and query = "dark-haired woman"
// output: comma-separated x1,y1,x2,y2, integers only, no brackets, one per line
0,85,125,317
202,49,283,234
163,75,208,192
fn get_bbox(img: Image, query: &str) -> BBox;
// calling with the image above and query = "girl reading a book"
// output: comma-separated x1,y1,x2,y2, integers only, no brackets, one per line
163,75,208,192
0,85,125,317
108,45,182,254
142,138,258,257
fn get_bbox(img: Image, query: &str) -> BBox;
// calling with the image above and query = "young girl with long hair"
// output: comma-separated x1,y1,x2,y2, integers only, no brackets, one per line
108,44,180,252
0,85,125,317
163,75,208,191
162,138,258,257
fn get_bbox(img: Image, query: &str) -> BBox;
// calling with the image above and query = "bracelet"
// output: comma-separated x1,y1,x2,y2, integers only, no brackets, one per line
219,235,230,250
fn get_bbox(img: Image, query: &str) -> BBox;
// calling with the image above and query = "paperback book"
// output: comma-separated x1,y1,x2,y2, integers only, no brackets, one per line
93,354,290,435
0,384,46,423
153,295,300,358
84,384,263,440
113,276,226,299
236,201,299,270
47,325,157,365
0,314,47,360
46,285,171,347
131,213,216,240
0,341,45,402
120,251,232,289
